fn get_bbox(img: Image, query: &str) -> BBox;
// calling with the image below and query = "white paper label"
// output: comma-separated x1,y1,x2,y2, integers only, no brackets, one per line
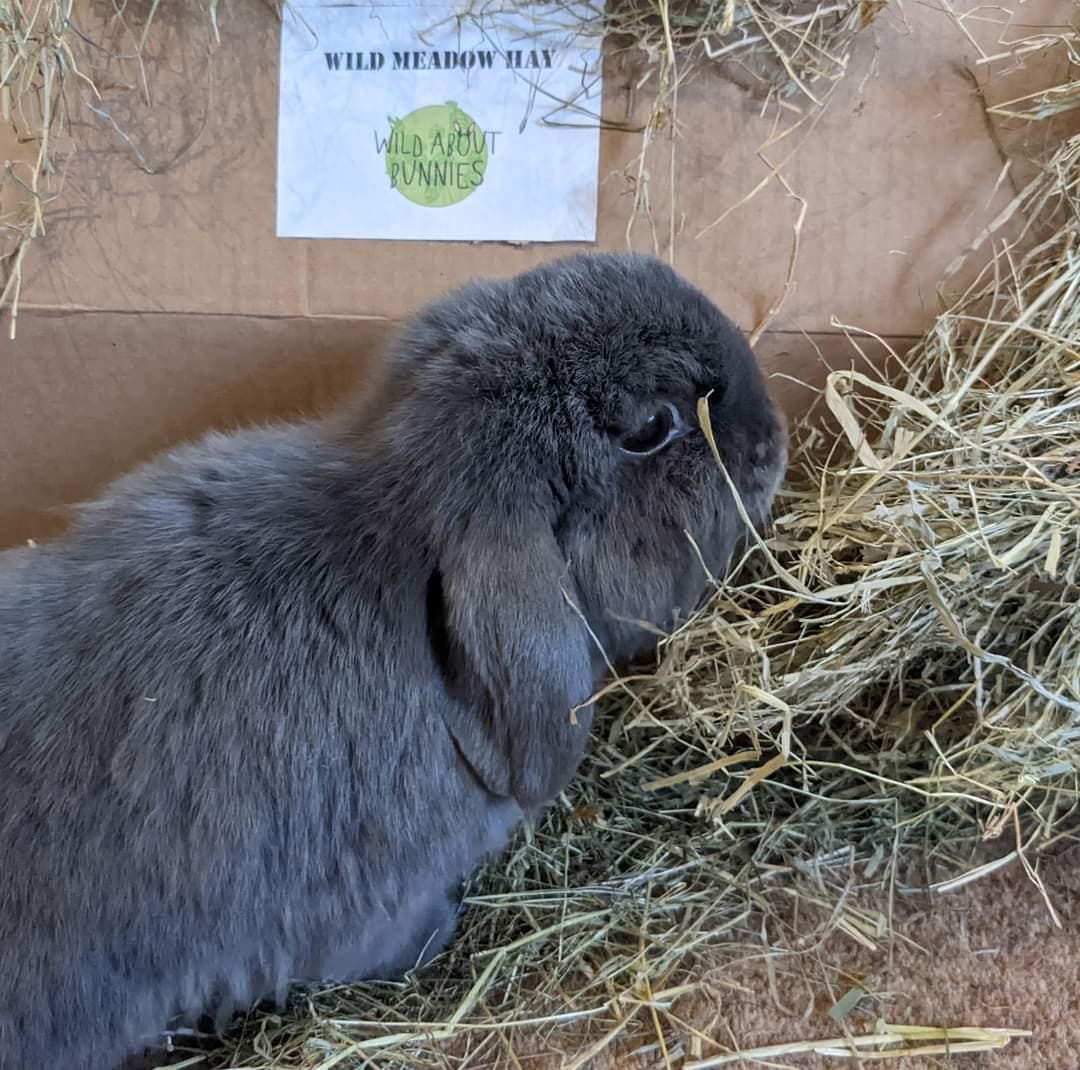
276,1,604,242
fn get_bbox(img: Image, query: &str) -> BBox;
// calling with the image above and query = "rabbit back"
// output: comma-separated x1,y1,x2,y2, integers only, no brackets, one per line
0,426,508,1069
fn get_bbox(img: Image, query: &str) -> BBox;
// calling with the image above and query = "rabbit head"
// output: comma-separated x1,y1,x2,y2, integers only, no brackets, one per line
342,253,788,811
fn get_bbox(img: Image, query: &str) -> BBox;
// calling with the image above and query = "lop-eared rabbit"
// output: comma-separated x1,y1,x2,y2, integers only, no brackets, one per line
0,253,787,1069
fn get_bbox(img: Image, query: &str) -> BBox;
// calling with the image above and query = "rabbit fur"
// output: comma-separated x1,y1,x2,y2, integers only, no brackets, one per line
0,252,787,1069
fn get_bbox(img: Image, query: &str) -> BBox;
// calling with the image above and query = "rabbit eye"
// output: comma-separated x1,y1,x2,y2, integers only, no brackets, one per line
618,401,684,457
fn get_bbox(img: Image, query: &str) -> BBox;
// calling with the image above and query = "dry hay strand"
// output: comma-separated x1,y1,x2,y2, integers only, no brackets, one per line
159,68,1080,1070
982,15,1080,123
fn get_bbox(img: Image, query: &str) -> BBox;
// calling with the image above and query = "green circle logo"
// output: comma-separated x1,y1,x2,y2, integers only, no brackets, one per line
384,102,488,208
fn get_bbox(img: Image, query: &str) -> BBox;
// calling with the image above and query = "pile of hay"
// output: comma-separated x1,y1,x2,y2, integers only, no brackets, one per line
163,59,1080,1070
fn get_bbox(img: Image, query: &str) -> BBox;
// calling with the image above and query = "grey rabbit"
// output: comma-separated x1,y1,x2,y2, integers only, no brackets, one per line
0,252,787,1070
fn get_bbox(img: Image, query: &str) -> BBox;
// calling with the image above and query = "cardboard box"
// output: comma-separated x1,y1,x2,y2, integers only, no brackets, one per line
0,0,1074,547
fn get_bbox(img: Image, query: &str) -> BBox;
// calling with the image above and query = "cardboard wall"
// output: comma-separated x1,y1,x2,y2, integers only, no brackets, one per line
0,0,1075,547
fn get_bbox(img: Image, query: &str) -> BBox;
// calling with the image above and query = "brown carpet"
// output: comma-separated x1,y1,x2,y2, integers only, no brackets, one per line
615,849,1080,1070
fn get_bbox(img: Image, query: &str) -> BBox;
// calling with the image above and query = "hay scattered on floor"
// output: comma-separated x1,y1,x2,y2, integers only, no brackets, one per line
161,58,1080,1070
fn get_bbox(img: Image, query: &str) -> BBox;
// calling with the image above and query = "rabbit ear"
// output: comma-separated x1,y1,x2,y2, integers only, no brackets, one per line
429,513,596,812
